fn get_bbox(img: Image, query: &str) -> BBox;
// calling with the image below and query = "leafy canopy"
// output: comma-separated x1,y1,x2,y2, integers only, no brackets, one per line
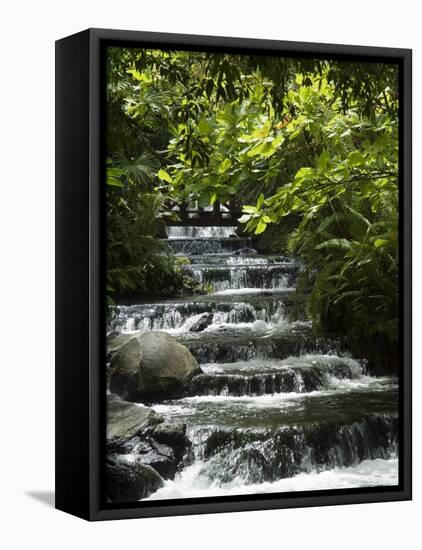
105,46,399,370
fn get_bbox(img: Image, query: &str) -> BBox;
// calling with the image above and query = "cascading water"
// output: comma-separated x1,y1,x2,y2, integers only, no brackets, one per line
110,225,399,499
166,226,239,239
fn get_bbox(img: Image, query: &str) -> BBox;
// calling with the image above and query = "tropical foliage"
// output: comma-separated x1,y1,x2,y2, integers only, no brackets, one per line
106,47,399,370
236,77,399,370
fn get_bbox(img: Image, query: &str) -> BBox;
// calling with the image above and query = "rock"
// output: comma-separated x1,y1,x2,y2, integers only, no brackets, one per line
106,395,191,481
139,444,178,479
107,435,150,455
106,394,161,441
106,455,164,502
107,331,132,359
188,313,213,332
106,435,183,479
152,421,189,459
110,331,202,401
233,247,257,255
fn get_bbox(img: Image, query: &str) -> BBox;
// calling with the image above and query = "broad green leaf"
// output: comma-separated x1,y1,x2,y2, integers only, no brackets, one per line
255,221,267,234
295,167,314,180
243,205,258,214
316,238,352,251
318,150,330,171
198,119,213,135
272,134,285,148
219,158,231,172
106,176,124,187
348,151,364,166
247,141,269,158
374,239,389,248
157,169,173,184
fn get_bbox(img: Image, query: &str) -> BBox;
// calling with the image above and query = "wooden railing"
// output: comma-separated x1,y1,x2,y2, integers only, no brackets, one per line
167,199,241,226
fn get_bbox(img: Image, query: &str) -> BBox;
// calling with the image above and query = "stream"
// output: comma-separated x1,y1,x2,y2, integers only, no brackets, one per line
110,226,399,499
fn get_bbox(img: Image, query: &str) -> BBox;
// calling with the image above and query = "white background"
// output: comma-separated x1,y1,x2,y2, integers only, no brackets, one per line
0,0,419,548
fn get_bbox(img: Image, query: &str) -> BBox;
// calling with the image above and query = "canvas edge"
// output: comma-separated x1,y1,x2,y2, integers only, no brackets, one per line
55,28,412,522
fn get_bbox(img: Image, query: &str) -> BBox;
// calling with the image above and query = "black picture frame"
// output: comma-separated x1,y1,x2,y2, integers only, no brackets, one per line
55,28,412,521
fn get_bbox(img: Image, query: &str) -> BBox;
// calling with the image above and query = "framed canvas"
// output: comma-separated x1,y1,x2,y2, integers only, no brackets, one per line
55,28,412,521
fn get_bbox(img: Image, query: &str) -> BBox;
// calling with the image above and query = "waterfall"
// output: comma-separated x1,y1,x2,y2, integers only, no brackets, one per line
108,224,399,500
164,236,252,255
166,226,239,239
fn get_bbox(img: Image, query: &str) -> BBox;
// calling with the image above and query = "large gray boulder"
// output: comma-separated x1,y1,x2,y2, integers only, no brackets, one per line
106,394,161,441
107,331,131,359
106,455,164,502
109,331,202,401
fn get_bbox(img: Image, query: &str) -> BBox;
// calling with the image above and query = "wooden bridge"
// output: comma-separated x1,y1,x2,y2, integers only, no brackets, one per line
167,199,242,227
